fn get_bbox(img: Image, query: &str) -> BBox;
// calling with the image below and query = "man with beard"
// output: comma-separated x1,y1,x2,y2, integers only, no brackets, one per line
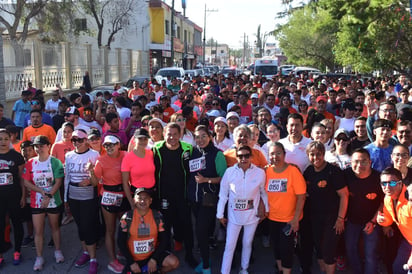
256,108,271,146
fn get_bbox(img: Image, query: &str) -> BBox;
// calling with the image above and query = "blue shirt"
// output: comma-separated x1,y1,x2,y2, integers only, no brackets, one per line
12,99,31,127
23,112,53,128
364,143,394,172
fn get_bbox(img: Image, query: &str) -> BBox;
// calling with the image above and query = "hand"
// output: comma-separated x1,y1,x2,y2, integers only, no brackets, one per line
86,160,95,173
130,262,141,273
363,222,375,235
195,173,206,184
41,196,50,208
334,218,345,235
289,218,299,233
376,211,386,224
79,179,91,187
382,226,394,237
148,258,157,273
20,197,25,208
219,218,227,227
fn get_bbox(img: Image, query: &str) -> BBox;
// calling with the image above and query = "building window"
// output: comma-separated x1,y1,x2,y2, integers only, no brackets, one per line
177,26,181,39
74,18,87,32
165,20,169,35
221,50,224,54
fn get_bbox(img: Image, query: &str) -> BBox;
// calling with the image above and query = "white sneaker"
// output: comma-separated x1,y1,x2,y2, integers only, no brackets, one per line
239,269,249,274
55,250,65,263
33,256,44,271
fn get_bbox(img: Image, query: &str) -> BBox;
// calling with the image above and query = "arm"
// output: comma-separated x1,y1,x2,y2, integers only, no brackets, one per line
122,171,134,209
289,194,306,233
150,230,169,262
216,171,230,225
334,186,349,234
11,110,15,122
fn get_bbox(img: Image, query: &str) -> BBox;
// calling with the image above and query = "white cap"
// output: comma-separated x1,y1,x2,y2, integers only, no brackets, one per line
103,135,120,145
214,117,227,126
148,118,166,127
321,79,327,85
207,110,220,117
251,93,259,99
226,111,240,120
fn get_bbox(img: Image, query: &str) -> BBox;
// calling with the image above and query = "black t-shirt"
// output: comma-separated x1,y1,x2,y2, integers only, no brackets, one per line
351,138,371,151
0,118,14,129
303,163,346,216
344,168,383,225
0,149,25,193
53,114,65,133
159,145,185,200
403,167,412,186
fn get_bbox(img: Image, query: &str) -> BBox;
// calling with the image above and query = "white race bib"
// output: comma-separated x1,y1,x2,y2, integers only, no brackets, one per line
267,179,287,193
101,191,123,206
234,199,253,211
35,177,52,188
189,156,206,172
133,239,154,254
0,173,12,186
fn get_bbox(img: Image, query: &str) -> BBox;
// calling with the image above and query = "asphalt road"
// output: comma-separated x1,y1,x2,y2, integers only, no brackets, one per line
0,219,371,274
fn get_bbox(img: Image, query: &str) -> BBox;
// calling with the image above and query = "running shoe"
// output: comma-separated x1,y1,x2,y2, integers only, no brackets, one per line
21,236,34,248
12,251,21,265
107,259,124,273
54,250,65,264
33,256,44,271
336,256,346,271
239,269,249,274
89,260,98,274
75,252,90,268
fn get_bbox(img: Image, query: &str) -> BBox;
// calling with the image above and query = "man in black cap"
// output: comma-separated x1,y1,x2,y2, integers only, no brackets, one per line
117,188,179,274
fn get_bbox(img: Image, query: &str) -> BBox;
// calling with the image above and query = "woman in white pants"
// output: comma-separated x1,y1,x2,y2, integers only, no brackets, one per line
217,145,268,274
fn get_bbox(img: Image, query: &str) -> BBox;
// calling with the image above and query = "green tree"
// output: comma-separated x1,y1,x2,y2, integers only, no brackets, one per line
275,4,339,71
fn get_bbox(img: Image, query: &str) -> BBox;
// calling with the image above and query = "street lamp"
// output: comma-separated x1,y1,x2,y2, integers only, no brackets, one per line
202,4,217,66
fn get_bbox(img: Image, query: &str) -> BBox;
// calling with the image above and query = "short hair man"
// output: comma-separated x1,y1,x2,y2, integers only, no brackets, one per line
22,109,56,144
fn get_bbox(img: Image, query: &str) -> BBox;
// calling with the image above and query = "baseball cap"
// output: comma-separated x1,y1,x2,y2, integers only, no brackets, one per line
65,106,80,116
32,135,51,146
88,128,101,139
214,117,228,126
134,128,150,138
72,129,88,139
226,111,240,120
316,95,328,103
21,90,32,96
251,93,259,99
148,118,165,127
207,110,220,117
134,187,153,197
289,82,297,87
334,128,350,139
321,79,327,85
103,135,120,145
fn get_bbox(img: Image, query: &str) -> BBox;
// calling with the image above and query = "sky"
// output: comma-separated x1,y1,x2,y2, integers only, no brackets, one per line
166,0,289,49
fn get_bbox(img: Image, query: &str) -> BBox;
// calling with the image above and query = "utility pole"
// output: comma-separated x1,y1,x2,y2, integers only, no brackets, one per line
243,33,245,68
170,0,175,67
202,4,217,66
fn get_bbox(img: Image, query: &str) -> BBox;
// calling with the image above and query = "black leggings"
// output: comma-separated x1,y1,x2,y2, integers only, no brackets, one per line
0,191,23,253
192,203,216,269
269,220,295,269
312,214,339,265
68,198,99,245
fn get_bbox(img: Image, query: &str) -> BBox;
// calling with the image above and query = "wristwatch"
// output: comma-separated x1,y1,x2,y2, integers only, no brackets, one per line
45,193,52,198
208,179,212,184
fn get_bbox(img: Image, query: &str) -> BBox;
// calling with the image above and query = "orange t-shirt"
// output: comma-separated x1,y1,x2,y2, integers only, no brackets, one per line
121,149,155,188
128,88,144,100
13,140,22,153
94,151,126,195
51,140,75,164
22,124,57,145
265,165,306,222
224,148,267,168
125,209,164,261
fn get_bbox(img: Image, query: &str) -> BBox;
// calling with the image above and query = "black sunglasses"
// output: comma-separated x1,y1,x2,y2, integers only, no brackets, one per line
237,154,251,159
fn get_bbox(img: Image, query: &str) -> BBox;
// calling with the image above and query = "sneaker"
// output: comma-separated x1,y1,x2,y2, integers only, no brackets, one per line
75,252,90,268
262,235,270,248
12,251,21,265
336,256,346,271
89,260,98,274
195,260,203,273
48,238,54,248
22,236,34,247
174,240,183,251
62,214,74,225
107,260,124,273
239,269,249,274
55,250,65,264
33,256,44,271
116,251,126,262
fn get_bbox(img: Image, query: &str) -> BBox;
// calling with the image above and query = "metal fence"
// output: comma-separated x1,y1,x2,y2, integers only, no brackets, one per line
3,39,150,100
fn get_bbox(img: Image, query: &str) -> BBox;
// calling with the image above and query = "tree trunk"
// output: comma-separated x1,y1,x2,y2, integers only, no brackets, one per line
10,39,25,67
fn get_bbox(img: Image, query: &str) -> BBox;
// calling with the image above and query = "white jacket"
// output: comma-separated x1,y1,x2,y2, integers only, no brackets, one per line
217,164,268,225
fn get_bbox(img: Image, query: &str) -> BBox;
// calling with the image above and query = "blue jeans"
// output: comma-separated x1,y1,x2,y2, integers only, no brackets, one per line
393,237,412,274
345,221,379,274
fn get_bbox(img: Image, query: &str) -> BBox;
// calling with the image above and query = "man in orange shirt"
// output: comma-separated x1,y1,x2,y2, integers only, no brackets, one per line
22,109,56,144
224,124,267,168
315,96,335,123
377,167,412,274
128,81,144,101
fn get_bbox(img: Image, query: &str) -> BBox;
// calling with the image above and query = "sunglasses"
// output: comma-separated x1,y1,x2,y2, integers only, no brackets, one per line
84,111,93,115
392,153,409,159
65,113,73,117
31,101,40,105
142,123,148,127
355,108,363,112
299,104,307,107
237,154,251,159
336,137,349,142
71,138,85,143
212,103,220,106
381,180,401,187
88,137,100,142
103,143,117,148
176,118,186,122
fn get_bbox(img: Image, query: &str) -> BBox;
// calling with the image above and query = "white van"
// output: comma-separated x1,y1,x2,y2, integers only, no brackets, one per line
292,66,321,77
155,67,185,83
253,59,278,78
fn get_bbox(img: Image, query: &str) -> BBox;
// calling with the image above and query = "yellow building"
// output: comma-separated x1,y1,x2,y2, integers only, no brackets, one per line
149,0,202,73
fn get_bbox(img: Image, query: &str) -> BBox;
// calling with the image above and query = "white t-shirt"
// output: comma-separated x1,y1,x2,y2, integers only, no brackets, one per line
279,136,311,173
117,107,131,122
45,99,60,117
55,123,91,143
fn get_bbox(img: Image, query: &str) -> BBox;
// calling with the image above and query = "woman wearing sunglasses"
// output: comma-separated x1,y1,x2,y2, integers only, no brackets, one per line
89,135,128,273
325,129,352,170
391,144,412,186
217,145,268,274
64,129,100,274
298,101,309,124
22,135,65,271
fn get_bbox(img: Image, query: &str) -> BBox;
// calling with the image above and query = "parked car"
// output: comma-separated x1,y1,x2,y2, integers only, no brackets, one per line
125,75,150,88
292,66,321,77
154,67,185,83
220,67,241,78
185,69,202,79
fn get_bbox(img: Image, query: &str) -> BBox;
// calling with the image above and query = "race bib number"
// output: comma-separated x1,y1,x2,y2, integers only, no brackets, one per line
101,191,123,206
189,156,206,172
267,179,287,193
35,177,52,188
133,239,154,254
0,173,13,186
234,199,254,211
